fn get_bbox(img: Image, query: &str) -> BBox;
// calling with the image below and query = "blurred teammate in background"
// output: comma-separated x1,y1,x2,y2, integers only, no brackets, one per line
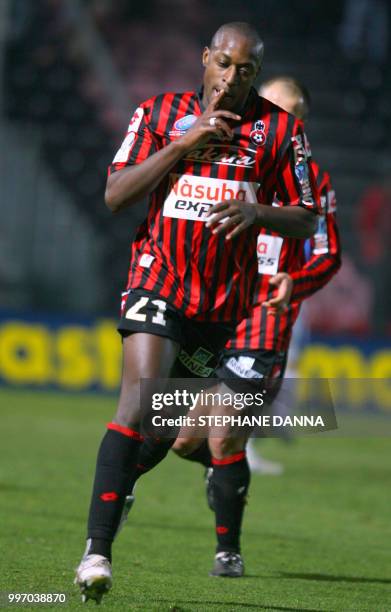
242,76,342,473
75,24,319,602
171,74,341,552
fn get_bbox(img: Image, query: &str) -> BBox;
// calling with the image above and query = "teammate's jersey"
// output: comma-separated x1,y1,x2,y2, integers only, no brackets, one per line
227,162,341,351
109,88,318,322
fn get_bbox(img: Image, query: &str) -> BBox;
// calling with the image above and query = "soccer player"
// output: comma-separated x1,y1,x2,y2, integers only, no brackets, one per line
114,76,333,582
220,75,342,474
120,77,341,577
75,24,318,602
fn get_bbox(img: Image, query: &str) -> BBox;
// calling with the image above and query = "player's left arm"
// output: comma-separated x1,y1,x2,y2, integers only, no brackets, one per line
206,120,319,240
288,172,342,302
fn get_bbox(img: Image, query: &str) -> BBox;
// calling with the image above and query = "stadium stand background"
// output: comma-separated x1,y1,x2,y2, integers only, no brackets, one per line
1,0,390,392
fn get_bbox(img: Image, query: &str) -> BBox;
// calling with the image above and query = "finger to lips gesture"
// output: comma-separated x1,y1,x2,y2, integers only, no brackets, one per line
180,90,241,149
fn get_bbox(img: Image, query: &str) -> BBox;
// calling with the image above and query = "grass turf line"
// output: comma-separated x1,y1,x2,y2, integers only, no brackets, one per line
0,388,390,611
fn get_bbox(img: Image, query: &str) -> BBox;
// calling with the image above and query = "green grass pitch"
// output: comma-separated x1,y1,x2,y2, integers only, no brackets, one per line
0,388,390,611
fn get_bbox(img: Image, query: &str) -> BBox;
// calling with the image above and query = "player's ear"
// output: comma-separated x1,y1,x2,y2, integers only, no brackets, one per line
202,47,210,67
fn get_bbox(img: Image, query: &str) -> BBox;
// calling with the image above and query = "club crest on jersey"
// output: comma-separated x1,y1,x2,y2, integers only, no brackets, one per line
172,114,198,134
250,120,266,146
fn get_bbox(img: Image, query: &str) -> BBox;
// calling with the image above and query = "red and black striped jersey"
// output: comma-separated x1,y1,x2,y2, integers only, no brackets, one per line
109,88,318,322
227,162,341,350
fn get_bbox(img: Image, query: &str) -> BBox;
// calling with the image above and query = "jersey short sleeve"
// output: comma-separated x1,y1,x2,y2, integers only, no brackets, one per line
274,120,319,211
108,102,156,174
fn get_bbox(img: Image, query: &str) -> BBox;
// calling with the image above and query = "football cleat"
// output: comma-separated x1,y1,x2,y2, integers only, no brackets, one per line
114,493,135,539
204,468,215,512
209,551,244,578
75,553,112,604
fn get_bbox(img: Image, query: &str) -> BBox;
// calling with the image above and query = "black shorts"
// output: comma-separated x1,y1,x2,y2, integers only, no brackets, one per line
216,348,287,399
118,289,237,378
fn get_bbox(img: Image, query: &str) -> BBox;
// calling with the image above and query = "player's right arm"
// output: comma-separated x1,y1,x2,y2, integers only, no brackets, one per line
105,91,240,213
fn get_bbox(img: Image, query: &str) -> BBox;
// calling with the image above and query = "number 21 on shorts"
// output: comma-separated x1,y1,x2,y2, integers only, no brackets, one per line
125,296,167,326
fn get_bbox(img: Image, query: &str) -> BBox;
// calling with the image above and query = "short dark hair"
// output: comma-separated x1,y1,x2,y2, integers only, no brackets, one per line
210,22,264,64
260,76,311,120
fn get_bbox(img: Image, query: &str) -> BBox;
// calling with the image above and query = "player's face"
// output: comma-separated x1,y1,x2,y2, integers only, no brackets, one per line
202,32,261,112
260,82,301,119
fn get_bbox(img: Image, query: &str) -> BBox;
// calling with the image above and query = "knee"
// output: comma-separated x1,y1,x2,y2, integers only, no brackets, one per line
208,437,244,460
114,378,145,428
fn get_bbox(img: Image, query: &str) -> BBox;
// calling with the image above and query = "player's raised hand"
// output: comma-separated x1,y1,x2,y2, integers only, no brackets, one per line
205,200,260,240
178,89,241,151
263,273,293,313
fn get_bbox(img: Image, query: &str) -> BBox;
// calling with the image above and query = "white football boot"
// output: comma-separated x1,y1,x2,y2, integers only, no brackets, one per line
75,542,112,603
210,551,244,577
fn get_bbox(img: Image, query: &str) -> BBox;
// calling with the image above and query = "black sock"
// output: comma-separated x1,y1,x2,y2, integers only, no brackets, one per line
180,439,212,467
126,437,175,494
87,424,142,561
211,452,250,554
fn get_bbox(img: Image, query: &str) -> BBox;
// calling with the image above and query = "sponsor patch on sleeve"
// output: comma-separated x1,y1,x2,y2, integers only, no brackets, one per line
112,107,144,164
113,132,137,163
328,188,337,212
127,107,144,133
313,216,329,254
292,134,315,207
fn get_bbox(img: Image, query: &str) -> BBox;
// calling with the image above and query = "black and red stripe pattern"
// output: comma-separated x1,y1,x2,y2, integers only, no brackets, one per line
227,162,341,351
289,169,341,301
109,89,318,322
